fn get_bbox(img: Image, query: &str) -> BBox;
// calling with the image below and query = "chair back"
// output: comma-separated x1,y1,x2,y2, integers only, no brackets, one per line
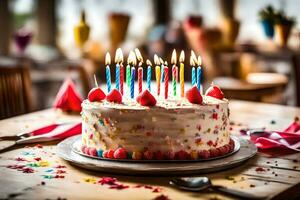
0,64,32,119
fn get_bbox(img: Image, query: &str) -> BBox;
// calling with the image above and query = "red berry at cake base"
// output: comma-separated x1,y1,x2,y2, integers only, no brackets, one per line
106,89,122,103
114,148,127,159
88,87,106,102
205,83,224,100
136,89,157,106
186,86,203,104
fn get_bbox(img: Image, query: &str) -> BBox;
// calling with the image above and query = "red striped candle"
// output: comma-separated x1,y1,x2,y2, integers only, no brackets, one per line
120,64,124,95
138,67,143,94
164,66,168,99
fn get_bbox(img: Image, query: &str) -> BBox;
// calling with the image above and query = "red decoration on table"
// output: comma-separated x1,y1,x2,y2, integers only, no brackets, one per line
205,83,224,100
88,87,106,102
106,89,122,103
136,90,157,106
186,86,203,104
250,121,300,155
53,78,83,112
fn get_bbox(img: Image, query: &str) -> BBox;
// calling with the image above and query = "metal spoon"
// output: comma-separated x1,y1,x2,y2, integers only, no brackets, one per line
170,177,267,200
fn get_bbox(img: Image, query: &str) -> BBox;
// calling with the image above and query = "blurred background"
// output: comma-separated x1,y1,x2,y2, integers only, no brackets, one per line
1,0,300,119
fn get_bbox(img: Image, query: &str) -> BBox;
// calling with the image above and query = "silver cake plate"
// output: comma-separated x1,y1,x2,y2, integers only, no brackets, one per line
57,135,257,175
71,136,240,162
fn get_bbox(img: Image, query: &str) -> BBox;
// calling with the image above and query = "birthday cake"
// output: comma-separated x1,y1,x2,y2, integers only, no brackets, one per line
80,49,233,160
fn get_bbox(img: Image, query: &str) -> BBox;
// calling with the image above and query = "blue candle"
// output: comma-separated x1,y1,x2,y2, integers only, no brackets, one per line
197,66,201,91
191,67,196,86
116,64,120,91
106,65,111,93
130,67,135,99
147,65,151,91
161,64,164,83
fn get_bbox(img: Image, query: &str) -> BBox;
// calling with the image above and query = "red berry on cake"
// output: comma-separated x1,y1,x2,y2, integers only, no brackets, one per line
176,150,189,160
106,89,122,103
186,86,203,104
136,89,157,106
205,83,224,100
103,150,115,159
114,148,127,159
165,151,175,160
143,150,153,160
88,148,98,156
198,150,210,159
88,87,106,102
155,151,164,160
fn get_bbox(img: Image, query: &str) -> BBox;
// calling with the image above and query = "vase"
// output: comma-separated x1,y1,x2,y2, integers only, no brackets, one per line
218,0,236,19
74,11,90,49
222,18,240,47
108,13,130,51
275,24,293,47
261,20,274,39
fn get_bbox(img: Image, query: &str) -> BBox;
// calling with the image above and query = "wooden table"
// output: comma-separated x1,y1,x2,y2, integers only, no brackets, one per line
0,100,299,200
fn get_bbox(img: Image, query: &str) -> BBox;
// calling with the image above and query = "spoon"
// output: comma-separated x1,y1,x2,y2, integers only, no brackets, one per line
170,177,267,200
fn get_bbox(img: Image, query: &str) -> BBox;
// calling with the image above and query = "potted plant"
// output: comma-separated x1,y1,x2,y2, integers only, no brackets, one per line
274,11,296,47
259,5,276,39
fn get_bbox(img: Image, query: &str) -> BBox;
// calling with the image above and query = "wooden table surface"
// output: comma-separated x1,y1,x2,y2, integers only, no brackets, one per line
0,100,299,200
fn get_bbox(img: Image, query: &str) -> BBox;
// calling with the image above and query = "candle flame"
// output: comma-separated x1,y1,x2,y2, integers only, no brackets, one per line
105,52,111,65
197,56,202,66
138,62,143,67
159,57,164,65
190,56,196,66
135,48,143,62
146,59,152,66
154,54,160,65
171,49,177,65
191,50,197,61
164,61,168,66
179,50,185,63
127,51,137,65
115,48,123,63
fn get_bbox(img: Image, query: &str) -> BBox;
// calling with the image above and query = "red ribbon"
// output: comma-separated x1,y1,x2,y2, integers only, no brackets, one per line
250,121,300,155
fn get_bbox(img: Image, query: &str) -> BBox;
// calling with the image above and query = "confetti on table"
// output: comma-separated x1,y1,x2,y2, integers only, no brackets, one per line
37,160,50,167
15,157,27,161
83,177,97,184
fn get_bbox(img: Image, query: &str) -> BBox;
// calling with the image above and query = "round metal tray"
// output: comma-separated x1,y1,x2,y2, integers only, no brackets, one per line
57,135,257,175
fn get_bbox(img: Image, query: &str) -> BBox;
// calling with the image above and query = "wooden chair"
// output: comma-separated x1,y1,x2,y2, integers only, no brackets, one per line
0,64,33,119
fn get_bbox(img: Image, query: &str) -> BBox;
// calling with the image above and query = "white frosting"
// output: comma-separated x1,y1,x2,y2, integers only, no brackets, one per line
81,96,230,153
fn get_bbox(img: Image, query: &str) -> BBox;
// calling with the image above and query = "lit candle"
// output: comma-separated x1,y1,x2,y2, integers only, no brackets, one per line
116,64,120,91
190,55,196,86
171,49,177,97
105,52,111,93
160,57,164,83
197,55,202,92
130,67,136,99
138,63,143,94
154,54,161,96
179,50,185,97
164,64,169,99
126,51,135,92
146,59,152,91
115,48,124,95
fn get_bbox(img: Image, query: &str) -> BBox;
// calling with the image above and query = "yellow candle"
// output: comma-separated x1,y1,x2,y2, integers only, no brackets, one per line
179,50,185,97
156,66,161,96
154,54,161,96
